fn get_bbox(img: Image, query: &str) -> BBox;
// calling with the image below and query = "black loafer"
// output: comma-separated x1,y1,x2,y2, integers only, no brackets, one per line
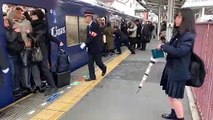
161,114,177,119
85,78,96,81
131,52,136,54
102,67,107,76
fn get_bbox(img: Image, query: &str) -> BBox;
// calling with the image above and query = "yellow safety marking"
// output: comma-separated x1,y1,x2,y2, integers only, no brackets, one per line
30,109,64,120
31,50,130,120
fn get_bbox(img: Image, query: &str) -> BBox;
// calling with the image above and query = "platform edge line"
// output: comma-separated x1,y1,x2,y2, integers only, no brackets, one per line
31,50,131,120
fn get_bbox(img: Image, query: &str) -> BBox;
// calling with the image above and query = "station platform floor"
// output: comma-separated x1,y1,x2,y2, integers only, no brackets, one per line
0,39,193,120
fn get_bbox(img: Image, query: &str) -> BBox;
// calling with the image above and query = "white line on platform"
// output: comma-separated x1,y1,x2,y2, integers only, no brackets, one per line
41,102,47,106
60,91,64,94
28,110,35,115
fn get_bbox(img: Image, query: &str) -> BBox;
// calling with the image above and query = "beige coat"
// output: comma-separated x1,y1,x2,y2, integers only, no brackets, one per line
104,27,114,50
128,25,137,38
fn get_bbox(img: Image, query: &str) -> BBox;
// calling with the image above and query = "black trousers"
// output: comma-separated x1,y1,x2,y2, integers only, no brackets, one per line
129,37,137,49
39,48,56,88
141,43,147,50
88,53,106,79
136,37,141,49
117,39,135,54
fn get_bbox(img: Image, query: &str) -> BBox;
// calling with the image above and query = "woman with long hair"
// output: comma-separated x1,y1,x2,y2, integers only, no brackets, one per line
158,8,196,120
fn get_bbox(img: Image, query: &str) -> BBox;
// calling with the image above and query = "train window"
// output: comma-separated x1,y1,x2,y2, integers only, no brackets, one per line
65,16,79,46
78,17,87,42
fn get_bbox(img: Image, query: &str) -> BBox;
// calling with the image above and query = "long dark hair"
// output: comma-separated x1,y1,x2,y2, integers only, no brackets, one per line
106,22,111,27
179,8,196,35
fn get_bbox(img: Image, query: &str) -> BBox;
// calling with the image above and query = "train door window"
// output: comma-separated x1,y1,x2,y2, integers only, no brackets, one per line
78,17,87,42
65,16,79,47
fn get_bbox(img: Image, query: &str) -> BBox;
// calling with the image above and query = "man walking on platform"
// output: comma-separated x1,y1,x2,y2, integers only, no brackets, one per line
81,11,107,81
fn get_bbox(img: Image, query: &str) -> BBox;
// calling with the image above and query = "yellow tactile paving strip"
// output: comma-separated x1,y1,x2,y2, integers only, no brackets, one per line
30,50,130,120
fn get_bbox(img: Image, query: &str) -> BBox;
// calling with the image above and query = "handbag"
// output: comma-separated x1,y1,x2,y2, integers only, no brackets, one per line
151,49,165,59
31,46,43,63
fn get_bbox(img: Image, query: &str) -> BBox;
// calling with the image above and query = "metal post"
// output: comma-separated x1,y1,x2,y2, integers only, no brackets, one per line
166,0,175,41
157,4,162,41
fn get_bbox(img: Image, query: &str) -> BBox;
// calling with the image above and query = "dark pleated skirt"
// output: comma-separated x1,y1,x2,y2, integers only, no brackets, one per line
160,67,186,99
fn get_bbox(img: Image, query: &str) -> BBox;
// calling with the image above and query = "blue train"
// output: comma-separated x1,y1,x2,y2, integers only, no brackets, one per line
0,0,137,109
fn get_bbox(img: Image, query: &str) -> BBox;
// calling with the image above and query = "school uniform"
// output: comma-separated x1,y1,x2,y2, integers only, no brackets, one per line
160,31,195,99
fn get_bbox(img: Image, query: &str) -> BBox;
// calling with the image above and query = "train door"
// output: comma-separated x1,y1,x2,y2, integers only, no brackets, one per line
1,3,47,106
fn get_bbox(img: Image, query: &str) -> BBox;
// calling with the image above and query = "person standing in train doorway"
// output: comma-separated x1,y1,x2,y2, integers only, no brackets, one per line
0,42,9,117
81,11,107,81
158,8,196,120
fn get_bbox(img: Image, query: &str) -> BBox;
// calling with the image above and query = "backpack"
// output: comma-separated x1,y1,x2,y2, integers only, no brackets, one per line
56,48,71,73
186,52,206,87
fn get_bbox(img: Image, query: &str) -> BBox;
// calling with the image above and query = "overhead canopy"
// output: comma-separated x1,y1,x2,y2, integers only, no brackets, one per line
137,0,186,15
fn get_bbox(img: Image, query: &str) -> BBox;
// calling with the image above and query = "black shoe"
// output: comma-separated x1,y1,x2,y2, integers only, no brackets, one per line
45,87,58,96
28,87,36,93
37,86,45,93
161,114,177,119
102,66,107,76
116,52,122,55
85,78,96,81
131,51,135,54
177,118,184,120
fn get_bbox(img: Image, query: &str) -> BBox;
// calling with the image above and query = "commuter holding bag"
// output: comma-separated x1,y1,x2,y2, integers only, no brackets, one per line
31,42,43,63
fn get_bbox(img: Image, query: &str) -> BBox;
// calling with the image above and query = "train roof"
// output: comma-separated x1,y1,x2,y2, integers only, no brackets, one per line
137,0,186,15
60,0,141,19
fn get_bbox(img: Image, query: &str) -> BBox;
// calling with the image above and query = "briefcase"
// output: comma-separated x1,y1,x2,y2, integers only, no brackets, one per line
53,71,71,88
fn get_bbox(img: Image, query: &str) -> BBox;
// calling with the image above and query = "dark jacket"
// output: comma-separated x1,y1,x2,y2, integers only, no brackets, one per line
136,23,142,38
161,32,195,81
5,27,24,56
27,19,60,54
114,29,128,42
141,24,150,43
121,23,128,36
85,21,102,54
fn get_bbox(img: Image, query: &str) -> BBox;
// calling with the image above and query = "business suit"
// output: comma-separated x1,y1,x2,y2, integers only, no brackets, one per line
114,29,135,54
160,31,195,99
85,21,106,80
0,43,9,86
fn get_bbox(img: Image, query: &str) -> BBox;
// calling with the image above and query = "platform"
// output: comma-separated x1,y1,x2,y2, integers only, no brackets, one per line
60,40,193,120
0,39,192,120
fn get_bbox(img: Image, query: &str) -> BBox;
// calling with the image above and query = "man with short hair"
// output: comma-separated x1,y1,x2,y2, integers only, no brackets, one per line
82,11,107,81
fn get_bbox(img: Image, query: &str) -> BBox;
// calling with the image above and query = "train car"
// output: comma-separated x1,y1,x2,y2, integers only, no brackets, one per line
0,0,139,109
0,0,112,109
